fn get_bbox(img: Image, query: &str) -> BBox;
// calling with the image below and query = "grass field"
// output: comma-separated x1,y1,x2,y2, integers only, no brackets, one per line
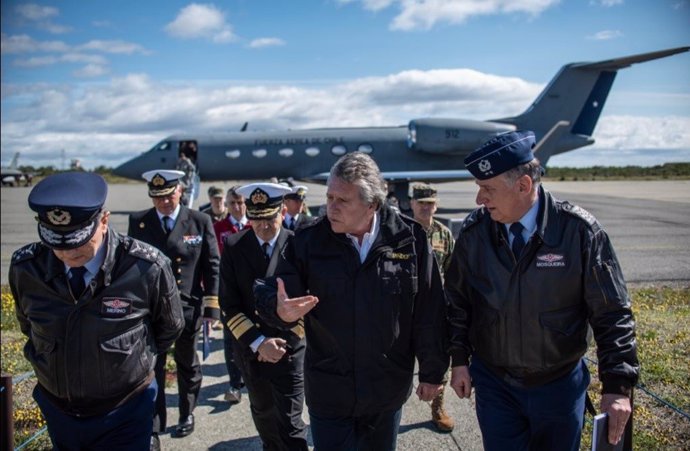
2,284,689,450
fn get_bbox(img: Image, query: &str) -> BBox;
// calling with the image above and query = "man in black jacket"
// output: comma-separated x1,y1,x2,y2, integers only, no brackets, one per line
128,169,220,446
446,131,639,451
220,182,308,451
255,153,448,451
10,172,184,451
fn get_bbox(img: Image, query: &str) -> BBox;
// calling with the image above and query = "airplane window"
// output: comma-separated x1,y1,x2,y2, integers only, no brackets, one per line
252,149,267,158
154,142,170,151
225,150,241,159
357,143,373,154
305,147,320,157
278,148,294,157
331,145,346,156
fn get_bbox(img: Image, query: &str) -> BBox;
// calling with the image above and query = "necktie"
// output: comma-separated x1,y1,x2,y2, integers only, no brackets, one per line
261,242,270,260
162,216,173,234
289,217,295,230
510,222,525,258
69,266,87,297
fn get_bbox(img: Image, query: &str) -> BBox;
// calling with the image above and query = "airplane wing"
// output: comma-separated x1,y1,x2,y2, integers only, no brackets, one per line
304,170,473,184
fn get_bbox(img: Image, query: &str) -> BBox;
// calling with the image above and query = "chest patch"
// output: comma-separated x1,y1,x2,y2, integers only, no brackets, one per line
101,297,133,317
535,253,566,268
183,235,202,245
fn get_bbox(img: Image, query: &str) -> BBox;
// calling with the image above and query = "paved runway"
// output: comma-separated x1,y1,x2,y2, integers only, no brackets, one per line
2,180,689,450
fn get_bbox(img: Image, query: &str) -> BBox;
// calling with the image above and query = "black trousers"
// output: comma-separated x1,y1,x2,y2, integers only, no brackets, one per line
153,303,203,433
234,341,309,451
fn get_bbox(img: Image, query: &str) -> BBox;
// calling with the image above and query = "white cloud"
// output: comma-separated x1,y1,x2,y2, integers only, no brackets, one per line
78,40,150,55
342,0,560,31
1,34,70,54
1,68,687,169
248,38,286,48
73,63,110,78
165,3,236,43
587,29,623,40
14,3,72,34
591,0,623,6
14,52,108,67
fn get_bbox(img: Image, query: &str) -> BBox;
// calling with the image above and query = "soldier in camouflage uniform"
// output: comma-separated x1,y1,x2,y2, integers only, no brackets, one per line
410,183,455,433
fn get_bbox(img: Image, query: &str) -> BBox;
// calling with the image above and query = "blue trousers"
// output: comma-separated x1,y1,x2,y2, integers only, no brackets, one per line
309,407,402,451
222,322,244,389
34,378,157,451
470,357,590,451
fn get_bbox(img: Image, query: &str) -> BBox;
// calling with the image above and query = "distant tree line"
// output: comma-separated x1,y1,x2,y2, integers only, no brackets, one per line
15,162,690,183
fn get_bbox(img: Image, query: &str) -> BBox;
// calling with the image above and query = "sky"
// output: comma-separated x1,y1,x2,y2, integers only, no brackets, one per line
1,0,689,170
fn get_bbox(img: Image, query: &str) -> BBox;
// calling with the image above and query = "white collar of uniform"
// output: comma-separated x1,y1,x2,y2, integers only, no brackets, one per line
347,211,379,263
256,230,280,249
156,203,181,223
231,215,247,228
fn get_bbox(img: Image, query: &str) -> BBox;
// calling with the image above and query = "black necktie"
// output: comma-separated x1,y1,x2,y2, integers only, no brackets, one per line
162,216,173,234
261,242,270,260
510,222,525,258
69,266,87,297
289,217,295,230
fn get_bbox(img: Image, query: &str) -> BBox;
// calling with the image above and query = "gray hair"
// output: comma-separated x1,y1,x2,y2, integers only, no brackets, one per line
504,158,542,187
328,152,387,209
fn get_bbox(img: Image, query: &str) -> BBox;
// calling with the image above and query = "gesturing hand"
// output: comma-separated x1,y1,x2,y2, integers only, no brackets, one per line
275,278,319,323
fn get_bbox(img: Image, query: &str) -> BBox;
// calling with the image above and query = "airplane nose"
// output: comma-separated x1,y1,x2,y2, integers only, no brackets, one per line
113,158,143,180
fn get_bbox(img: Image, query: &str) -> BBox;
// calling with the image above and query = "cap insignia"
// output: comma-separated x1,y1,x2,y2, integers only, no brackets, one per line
478,159,491,173
296,188,306,196
251,190,268,205
46,208,71,225
152,174,165,186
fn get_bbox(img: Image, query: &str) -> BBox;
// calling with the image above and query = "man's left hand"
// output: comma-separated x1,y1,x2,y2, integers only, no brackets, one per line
416,382,443,402
600,393,631,445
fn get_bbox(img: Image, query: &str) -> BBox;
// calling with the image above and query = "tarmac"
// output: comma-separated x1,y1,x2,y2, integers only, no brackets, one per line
2,179,690,450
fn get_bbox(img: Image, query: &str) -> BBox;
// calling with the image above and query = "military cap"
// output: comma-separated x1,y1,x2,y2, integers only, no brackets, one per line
28,172,107,250
284,185,308,201
236,182,291,220
142,169,185,197
208,185,224,198
411,183,437,202
464,130,536,180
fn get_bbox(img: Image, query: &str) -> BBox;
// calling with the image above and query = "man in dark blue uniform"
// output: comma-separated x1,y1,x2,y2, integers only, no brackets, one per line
219,182,309,451
10,172,184,451
446,131,639,451
128,170,220,447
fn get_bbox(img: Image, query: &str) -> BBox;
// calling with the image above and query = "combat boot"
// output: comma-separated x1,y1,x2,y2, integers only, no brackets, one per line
431,389,454,432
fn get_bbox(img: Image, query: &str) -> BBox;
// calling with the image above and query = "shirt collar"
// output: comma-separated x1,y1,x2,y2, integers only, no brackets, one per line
346,212,379,263
504,197,540,237
156,204,181,222
64,233,107,278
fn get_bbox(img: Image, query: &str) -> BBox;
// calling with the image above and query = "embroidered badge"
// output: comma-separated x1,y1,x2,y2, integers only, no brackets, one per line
478,159,492,173
46,208,71,225
388,252,411,260
101,298,132,317
251,189,268,205
535,253,566,268
183,235,202,245
152,174,165,186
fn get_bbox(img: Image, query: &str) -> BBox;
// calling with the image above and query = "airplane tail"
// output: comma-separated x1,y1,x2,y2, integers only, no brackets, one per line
9,152,20,169
494,46,689,166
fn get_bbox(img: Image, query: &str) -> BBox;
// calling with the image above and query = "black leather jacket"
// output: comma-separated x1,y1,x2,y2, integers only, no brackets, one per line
446,187,639,394
9,228,184,416
255,205,449,417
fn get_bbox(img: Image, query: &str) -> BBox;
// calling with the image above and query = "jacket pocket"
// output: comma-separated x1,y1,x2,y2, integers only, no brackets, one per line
99,323,151,397
26,330,64,398
539,304,588,367
470,302,499,355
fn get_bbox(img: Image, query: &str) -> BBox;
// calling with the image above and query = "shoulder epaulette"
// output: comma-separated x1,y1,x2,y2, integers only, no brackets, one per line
459,208,484,233
11,243,41,264
127,238,163,263
561,202,600,231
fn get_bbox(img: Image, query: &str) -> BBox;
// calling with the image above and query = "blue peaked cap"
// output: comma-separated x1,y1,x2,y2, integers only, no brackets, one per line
464,130,536,180
28,172,107,249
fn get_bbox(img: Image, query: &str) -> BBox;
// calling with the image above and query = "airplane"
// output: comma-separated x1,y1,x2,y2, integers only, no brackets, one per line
1,152,28,187
114,46,689,208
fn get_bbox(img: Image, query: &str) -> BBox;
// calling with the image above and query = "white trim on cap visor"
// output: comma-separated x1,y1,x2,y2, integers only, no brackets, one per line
465,135,534,167
38,219,97,249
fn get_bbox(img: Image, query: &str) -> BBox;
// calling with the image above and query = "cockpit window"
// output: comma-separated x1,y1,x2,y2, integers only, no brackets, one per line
153,141,171,152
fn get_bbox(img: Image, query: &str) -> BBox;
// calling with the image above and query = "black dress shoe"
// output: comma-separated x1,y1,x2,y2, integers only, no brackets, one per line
173,414,195,438
150,433,161,451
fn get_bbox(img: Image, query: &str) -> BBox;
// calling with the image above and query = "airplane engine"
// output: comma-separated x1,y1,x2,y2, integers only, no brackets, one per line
407,118,515,154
